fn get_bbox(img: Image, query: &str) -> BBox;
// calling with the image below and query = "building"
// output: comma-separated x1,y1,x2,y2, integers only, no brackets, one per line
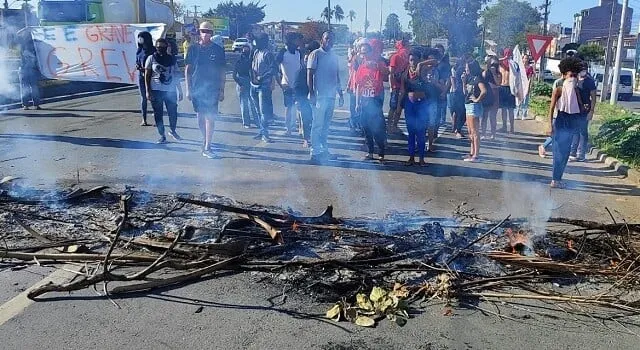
585,34,637,67
547,25,573,57
572,0,633,44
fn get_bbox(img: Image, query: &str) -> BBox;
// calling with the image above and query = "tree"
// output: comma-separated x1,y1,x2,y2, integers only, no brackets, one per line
347,10,356,32
405,0,486,55
161,0,185,22
482,0,541,51
321,6,333,23
203,0,266,39
383,13,402,42
578,44,605,62
334,5,344,23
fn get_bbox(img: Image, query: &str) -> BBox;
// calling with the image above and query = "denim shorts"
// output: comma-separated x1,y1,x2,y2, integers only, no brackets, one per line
465,103,483,118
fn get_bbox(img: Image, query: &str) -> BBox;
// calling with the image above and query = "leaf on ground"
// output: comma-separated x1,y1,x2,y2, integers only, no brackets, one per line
370,286,387,303
356,293,374,311
355,315,376,327
326,304,342,321
395,316,408,327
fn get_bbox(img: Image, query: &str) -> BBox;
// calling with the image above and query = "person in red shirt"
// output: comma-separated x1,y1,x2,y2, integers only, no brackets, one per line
388,39,410,133
355,43,389,162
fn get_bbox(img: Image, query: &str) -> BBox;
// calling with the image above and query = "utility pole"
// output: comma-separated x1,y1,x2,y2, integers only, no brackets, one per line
539,0,550,81
610,0,629,105
192,5,199,18
379,0,383,34
601,1,616,103
22,0,29,27
364,0,368,37
327,0,331,30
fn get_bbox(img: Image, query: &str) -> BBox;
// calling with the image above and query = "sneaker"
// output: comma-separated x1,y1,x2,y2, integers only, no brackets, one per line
168,130,182,141
538,145,546,158
243,124,251,129
577,157,586,162
202,150,215,159
140,120,149,126
35,106,42,110
455,132,464,139
309,155,322,165
550,180,565,189
156,136,167,144
261,135,274,143
569,156,578,162
463,156,477,162
362,153,374,160
253,133,263,140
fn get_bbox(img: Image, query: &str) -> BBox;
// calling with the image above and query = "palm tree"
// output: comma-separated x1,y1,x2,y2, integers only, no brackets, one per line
321,6,333,23
334,5,345,23
347,10,356,32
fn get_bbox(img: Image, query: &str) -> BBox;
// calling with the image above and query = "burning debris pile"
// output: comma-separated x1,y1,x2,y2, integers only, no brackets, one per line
1,177,640,327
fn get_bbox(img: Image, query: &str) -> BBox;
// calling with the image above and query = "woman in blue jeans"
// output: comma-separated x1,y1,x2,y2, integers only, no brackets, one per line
395,49,439,166
135,31,155,126
546,57,584,189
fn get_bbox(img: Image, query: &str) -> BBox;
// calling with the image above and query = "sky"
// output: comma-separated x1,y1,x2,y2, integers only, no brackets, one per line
182,0,640,35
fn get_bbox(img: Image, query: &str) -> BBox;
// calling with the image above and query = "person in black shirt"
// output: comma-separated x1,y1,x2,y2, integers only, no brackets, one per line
570,61,597,162
135,31,155,125
18,35,41,110
234,45,254,128
185,22,226,159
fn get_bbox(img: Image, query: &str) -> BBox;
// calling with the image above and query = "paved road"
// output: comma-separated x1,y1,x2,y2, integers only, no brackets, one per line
1,79,639,349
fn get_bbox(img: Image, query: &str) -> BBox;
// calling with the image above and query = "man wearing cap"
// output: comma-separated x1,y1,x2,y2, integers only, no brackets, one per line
185,22,226,159
498,48,516,133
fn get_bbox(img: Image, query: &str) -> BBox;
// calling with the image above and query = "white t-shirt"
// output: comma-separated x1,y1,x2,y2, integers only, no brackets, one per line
307,47,340,99
145,54,179,92
280,50,301,88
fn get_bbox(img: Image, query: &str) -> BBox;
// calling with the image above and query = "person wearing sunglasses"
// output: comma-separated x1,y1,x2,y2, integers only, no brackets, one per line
185,22,226,159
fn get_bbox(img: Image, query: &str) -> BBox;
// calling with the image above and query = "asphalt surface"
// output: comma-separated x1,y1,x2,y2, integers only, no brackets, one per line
1,77,640,349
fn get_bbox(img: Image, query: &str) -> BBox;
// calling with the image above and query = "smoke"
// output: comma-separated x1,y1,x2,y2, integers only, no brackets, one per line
0,46,20,102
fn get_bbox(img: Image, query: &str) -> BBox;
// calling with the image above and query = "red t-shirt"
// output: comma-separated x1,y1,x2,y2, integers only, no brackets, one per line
526,65,534,78
389,48,408,90
355,59,387,98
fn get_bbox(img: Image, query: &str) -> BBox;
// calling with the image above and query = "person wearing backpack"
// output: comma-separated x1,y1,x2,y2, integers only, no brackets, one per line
463,60,488,162
546,57,585,189
481,59,500,140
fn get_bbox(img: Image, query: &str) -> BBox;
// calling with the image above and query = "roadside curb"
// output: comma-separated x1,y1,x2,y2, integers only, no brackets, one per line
0,85,136,111
588,147,640,186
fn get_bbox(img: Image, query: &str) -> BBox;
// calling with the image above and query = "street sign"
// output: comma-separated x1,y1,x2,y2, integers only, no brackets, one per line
526,34,554,62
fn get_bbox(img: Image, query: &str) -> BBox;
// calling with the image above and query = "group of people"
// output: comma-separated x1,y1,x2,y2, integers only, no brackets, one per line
134,24,594,188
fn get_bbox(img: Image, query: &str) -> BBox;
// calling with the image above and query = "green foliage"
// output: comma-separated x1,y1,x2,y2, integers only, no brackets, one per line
203,0,266,39
482,0,541,50
531,82,553,97
593,114,640,167
578,44,605,62
383,13,402,41
529,96,551,120
404,0,486,55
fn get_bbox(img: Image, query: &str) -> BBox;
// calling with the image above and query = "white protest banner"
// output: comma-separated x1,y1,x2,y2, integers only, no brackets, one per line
30,23,165,84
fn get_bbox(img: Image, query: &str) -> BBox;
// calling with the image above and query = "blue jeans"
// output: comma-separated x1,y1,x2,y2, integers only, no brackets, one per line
553,112,579,181
150,90,178,137
405,99,428,158
138,75,148,121
360,97,386,156
349,92,359,129
448,92,466,132
425,99,439,130
543,136,553,149
19,70,40,107
570,114,589,159
310,97,336,156
437,98,447,127
236,83,253,127
250,83,273,137
296,95,313,141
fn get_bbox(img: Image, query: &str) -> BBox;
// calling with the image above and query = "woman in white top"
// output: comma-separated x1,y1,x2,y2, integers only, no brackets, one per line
546,57,584,189
145,38,183,144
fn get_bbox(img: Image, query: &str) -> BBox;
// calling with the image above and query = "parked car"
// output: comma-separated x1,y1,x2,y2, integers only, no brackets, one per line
541,70,554,81
594,69,634,101
232,38,251,52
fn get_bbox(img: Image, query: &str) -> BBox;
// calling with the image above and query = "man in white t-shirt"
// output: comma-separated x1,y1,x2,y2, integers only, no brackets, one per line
277,32,303,135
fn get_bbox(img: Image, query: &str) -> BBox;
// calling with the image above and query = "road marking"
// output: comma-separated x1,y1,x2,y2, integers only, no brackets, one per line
0,266,77,326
